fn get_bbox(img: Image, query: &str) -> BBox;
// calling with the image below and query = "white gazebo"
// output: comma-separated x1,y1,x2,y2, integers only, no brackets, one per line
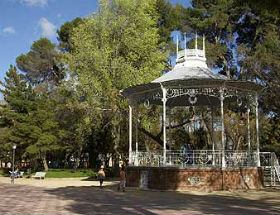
121,34,262,168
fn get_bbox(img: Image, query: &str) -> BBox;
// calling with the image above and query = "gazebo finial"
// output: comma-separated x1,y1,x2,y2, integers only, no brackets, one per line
195,32,198,56
203,34,206,57
176,35,179,57
184,32,187,61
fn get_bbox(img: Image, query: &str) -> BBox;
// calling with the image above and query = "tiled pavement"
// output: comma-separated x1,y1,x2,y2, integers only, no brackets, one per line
1,183,280,215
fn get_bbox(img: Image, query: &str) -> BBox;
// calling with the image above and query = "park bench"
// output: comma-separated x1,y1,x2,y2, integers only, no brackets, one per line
19,171,24,178
32,172,46,179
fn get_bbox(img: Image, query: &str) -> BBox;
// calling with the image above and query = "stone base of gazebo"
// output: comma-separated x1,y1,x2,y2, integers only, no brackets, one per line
126,166,264,191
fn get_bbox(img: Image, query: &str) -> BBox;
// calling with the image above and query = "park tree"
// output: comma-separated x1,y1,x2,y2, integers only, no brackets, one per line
16,38,64,90
67,0,167,166
0,66,62,171
57,17,84,52
15,36,83,168
24,94,61,171
0,65,37,162
155,0,184,58
181,0,236,78
228,0,280,152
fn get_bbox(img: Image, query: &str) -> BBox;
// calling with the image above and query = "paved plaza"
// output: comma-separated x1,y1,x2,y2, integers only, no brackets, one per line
0,177,280,215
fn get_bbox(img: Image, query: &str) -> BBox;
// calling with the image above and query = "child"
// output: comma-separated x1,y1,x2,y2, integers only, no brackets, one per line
97,165,106,188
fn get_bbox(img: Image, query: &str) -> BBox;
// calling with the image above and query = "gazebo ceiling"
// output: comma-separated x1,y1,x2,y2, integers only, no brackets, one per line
121,79,261,107
121,78,262,97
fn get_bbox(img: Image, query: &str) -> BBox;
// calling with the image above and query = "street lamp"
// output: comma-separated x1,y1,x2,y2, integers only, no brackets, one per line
11,143,16,184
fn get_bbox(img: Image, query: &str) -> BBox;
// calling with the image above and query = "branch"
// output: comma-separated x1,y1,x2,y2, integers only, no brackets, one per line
138,119,192,149
138,126,165,148
166,119,191,130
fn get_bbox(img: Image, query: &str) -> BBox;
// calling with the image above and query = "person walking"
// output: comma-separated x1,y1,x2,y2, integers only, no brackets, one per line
118,166,126,192
97,165,106,188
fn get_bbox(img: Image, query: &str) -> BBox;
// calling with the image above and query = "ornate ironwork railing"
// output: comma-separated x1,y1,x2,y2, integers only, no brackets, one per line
260,152,280,186
131,150,278,168
271,153,280,185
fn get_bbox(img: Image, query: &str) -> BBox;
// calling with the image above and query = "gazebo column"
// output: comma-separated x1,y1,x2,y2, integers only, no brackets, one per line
220,89,226,168
211,108,215,166
255,94,260,167
162,86,167,165
135,105,139,166
247,107,251,152
129,98,133,165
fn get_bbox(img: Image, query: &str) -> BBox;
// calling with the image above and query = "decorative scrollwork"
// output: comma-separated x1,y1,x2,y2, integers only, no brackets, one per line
188,96,197,105
136,86,256,106
242,175,250,183
237,98,242,107
188,176,200,185
166,87,219,100
144,99,150,108
197,152,210,165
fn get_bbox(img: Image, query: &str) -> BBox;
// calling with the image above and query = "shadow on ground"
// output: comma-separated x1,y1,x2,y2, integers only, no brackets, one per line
1,183,280,215
46,184,280,215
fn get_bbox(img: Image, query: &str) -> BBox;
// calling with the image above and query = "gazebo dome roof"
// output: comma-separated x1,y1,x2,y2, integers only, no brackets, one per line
152,37,229,83
121,35,262,107
152,59,229,83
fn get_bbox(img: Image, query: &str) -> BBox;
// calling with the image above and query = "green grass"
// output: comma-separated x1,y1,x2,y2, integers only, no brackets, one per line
1,167,116,178
44,169,96,178
0,168,10,176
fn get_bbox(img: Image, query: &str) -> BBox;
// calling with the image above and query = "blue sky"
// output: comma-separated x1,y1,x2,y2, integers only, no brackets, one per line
0,0,190,82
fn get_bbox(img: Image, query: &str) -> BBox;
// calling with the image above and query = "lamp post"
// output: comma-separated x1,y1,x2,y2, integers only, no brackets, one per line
11,143,16,184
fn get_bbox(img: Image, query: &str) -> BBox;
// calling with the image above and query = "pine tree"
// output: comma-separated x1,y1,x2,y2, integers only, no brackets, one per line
0,66,61,171
16,38,64,89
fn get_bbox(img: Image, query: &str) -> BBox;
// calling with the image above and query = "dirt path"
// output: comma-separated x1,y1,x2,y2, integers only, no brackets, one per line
1,177,280,215
0,176,117,188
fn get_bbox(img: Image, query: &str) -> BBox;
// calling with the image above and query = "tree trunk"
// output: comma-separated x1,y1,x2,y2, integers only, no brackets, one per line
139,119,192,149
74,150,81,170
42,155,49,172
112,121,121,169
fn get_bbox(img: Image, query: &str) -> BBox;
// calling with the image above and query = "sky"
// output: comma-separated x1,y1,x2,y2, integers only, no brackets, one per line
0,0,191,82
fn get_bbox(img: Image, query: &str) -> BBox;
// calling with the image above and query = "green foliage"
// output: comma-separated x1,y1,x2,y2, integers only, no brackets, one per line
0,66,64,171
57,17,84,52
171,127,190,149
0,66,36,155
261,118,280,156
0,168,10,176
69,0,167,97
67,0,168,161
16,38,64,88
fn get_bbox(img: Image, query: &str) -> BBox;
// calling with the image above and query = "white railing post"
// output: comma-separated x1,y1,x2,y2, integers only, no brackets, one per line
129,98,133,165
193,150,195,166
255,93,260,167
161,85,167,165
135,105,139,166
211,108,215,166
220,88,226,168
247,107,251,152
